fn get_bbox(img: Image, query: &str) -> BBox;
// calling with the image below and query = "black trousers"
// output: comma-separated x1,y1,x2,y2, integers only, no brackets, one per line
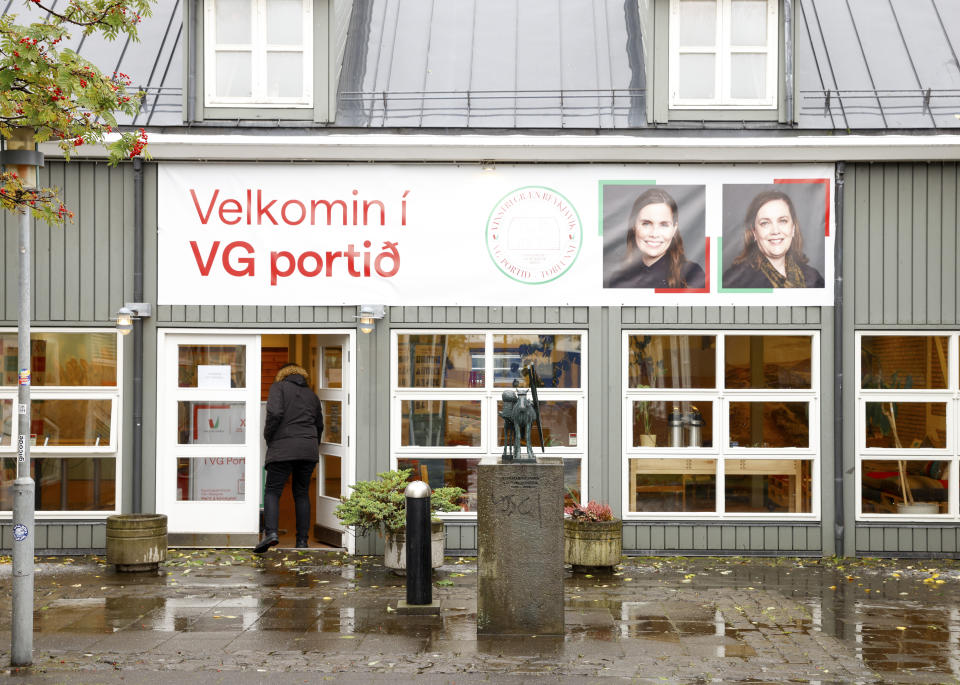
262,460,317,539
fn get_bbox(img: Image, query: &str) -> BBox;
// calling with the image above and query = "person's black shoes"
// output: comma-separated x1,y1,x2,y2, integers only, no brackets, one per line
254,532,279,554
296,537,309,548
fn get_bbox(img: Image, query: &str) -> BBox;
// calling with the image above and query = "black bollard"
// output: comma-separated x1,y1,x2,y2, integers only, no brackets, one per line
404,480,432,606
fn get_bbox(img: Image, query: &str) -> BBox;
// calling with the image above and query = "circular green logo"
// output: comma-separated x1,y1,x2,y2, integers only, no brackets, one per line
485,185,582,284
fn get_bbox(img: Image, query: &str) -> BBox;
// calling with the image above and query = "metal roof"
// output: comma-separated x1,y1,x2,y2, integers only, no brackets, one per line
335,0,646,128
5,0,959,131
796,0,960,129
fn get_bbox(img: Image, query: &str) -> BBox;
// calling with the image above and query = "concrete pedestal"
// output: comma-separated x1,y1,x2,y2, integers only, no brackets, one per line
476,460,564,636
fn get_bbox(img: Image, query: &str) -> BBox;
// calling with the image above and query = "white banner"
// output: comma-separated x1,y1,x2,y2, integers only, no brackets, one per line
158,163,835,306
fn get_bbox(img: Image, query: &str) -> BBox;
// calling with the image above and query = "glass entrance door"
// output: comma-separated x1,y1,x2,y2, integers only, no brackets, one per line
315,334,351,546
157,333,261,535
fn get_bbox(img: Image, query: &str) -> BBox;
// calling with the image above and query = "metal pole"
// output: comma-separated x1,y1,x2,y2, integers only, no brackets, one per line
833,162,846,557
132,158,144,513
12,206,34,667
404,481,432,606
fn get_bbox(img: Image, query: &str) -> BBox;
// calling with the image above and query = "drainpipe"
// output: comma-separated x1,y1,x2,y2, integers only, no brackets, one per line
132,158,144,513
186,0,197,123
833,162,845,556
784,0,794,124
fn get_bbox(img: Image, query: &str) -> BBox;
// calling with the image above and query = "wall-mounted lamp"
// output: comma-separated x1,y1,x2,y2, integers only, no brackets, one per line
356,304,385,334
481,160,496,172
114,303,152,336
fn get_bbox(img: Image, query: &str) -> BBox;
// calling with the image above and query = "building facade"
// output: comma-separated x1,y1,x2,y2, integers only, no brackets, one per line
2,0,960,558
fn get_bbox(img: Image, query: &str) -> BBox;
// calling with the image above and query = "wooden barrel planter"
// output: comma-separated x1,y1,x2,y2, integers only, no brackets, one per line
106,514,168,572
383,521,445,575
564,518,622,569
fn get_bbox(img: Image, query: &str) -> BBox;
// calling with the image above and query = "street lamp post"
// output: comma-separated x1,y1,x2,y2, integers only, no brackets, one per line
1,127,45,667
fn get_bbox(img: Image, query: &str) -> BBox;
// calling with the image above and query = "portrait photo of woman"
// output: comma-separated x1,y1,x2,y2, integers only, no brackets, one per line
603,186,706,290
722,187,826,289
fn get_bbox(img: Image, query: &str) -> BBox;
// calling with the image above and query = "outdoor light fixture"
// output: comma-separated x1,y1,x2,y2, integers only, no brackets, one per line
481,160,496,172
114,303,152,336
1,127,42,188
356,304,385,334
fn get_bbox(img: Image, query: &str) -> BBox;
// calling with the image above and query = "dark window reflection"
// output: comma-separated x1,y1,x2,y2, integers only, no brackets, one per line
725,335,812,389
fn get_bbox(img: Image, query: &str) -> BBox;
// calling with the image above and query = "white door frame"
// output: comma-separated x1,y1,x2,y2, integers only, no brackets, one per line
156,328,357,548
315,334,351,548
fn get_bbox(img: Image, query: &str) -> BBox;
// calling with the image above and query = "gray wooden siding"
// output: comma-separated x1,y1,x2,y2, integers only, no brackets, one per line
155,304,358,325
623,523,822,554
855,525,960,557
0,522,106,554
0,161,134,324
844,163,960,557
849,163,960,327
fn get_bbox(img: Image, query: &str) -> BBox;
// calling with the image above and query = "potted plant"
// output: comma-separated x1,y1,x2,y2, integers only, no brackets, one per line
335,468,464,572
563,496,622,569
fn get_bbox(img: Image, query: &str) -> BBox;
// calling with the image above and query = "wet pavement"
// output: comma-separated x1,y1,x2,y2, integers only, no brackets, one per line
2,551,960,683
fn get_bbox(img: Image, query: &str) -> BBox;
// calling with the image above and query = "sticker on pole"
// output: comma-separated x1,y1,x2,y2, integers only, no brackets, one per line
13,524,28,542
18,369,30,385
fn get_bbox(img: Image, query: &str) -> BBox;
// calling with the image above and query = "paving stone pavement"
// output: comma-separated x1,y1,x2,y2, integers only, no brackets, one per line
3,551,960,683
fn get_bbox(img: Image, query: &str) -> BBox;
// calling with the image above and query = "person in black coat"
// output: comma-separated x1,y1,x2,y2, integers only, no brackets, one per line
254,362,323,553
605,188,705,289
722,190,825,288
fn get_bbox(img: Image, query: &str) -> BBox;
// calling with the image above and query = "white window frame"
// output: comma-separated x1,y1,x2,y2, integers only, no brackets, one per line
856,332,957,521
204,0,314,108
668,0,779,110
391,329,588,521
0,328,123,519
622,330,820,521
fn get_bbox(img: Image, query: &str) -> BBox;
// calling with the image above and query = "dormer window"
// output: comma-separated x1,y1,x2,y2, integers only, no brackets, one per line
669,0,777,109
204,0,313,108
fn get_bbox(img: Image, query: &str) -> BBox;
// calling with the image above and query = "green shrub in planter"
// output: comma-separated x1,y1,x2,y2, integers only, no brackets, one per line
335,468,464,537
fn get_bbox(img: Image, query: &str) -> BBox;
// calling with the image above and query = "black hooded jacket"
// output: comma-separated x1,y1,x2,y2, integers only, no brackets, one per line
263,364,323,464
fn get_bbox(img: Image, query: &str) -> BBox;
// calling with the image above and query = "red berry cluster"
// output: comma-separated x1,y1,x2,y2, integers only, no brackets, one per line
128,128,147,158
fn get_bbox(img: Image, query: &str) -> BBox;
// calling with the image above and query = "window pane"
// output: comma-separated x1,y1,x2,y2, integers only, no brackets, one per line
178,345,246,388
322,346,343,388
216,51,252,97
730,53,766,99
678,53,715,99
493,334,582,388
629,458,716,513
725,335,812,389
861,336,948,390
729,401,809,448
562,458,582,507
266,0,303,45
321,400,341,444
400,400,481,447
1,458,115,511
731,0,767,46
176,457,246,501
177,401,246,445
861,460,948,515
678,0,716,47
215,0,251,43
397,457,479,512
31,399,111,447
724,460,811,513
266,52,303,98
321,454,340,498
0,399,10,446
631,400,712,448
628,335,716,389
497,399,577,448
397,334,485,388
0,332,117,386
865,402,947,449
